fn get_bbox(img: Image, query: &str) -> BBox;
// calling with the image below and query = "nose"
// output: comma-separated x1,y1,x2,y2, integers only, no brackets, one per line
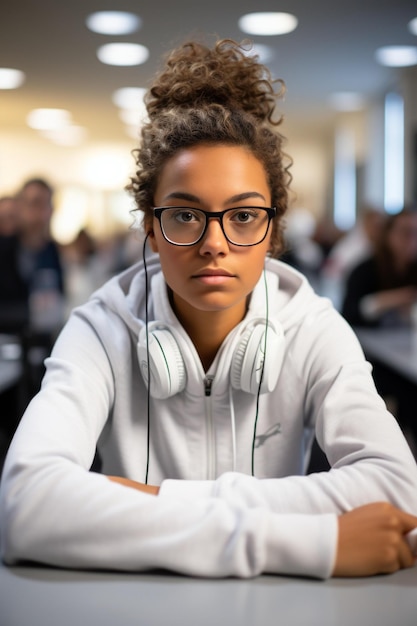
198,216,229,256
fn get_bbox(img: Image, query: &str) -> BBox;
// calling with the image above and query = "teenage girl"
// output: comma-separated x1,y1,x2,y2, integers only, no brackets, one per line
1,40,417,579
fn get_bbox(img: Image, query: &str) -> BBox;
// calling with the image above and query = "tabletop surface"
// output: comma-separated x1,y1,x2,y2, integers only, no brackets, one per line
1,561,416,626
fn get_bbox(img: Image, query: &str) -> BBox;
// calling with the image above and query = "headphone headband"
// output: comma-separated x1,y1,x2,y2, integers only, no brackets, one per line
138,319,284,399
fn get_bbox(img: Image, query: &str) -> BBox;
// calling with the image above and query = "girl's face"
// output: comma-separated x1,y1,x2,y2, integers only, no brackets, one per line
149,144,273,327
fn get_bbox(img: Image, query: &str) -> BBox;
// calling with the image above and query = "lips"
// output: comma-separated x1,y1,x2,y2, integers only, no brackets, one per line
192,268,236,285
192,268,235,278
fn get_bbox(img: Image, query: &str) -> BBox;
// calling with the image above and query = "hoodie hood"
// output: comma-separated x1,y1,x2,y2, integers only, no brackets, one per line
89,254,327,340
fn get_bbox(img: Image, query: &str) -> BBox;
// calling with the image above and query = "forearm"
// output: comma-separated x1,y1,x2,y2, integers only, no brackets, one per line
160,419,417,518
0,457,336,579
360,288,417,320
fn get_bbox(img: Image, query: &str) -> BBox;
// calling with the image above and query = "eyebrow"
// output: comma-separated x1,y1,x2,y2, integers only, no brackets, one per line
162,191,267,204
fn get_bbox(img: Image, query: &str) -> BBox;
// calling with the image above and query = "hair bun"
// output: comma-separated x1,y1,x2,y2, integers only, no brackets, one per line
146,39,284,124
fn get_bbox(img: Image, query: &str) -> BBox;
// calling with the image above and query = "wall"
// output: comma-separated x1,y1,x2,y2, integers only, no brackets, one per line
0,97,402,244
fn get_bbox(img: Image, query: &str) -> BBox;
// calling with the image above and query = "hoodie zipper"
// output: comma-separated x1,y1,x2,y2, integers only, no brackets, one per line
204,375,215,479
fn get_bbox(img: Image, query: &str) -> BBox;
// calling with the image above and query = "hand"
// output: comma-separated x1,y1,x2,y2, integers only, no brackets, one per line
374,287,417,314
333,502,417,577
107,475,160,495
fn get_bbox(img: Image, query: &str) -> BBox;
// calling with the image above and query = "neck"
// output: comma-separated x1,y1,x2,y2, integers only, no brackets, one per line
171,295,248,371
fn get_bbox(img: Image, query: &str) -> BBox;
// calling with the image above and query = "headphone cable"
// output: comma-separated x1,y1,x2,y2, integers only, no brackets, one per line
142,234,151,484
251,268,269,476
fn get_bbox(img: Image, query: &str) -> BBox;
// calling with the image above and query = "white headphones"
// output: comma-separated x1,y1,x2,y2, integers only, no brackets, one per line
137,319,285,399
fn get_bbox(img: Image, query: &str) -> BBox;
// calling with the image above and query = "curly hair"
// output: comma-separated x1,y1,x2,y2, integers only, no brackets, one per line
127,39,291,256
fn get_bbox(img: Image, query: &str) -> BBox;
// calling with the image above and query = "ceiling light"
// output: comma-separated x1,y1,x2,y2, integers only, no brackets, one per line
375,45,417,67
27,108,72,130
0,68,25,89
86,11,141,35
97,43,149,66
408,17,417,35
113,87,148,130
238,12,298,36
40,126,88,146
81,148,133,190
328,92,365,112
119,109,145,126
112,87,147,110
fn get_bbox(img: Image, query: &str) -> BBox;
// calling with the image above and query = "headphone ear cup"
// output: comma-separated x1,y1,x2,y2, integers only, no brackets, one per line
138,324,186,399
231,322,285,394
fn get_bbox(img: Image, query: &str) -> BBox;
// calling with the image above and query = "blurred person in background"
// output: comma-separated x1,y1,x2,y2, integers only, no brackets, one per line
342,206,417,451
0,178,66,440
321,205,386,309
62,228,113,313
0,196,19,236
280,208,324,291
0,177,65,333
342,206,417,328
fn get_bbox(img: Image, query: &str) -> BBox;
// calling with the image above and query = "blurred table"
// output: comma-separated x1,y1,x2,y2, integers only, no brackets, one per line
0,561,416,626
354,327,417,385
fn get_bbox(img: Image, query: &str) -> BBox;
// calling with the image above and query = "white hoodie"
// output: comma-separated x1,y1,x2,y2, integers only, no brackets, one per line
1,256,417,578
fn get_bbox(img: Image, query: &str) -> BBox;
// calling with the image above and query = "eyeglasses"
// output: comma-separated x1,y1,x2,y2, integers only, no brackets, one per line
153,206,276,247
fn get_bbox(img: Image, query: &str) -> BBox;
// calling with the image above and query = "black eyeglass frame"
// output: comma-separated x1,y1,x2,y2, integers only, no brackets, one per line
152,206,277,247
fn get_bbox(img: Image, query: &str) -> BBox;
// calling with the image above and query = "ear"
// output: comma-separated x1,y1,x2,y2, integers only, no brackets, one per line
144,213,158,252
147,230,159,253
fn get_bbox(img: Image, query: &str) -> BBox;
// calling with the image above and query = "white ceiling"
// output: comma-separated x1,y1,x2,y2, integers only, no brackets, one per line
1,0,417,145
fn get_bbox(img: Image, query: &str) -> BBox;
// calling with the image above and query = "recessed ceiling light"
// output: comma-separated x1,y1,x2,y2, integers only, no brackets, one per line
328,92,365,112
97,43,149,66
238,12,298,36
113,87,148,129
81,149,134,190
41,126,88,147
375,45,417,67
0,68,25,89
118,109,145,126
27,108,72,130
86,11,141,35
112,87,147,110
408,17,417,35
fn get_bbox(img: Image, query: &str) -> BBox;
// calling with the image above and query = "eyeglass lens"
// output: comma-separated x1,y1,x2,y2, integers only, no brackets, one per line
160,207,270,245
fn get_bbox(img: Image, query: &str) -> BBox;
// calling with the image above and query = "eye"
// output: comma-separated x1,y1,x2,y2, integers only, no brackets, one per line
229,208,259,224
171,209,201,224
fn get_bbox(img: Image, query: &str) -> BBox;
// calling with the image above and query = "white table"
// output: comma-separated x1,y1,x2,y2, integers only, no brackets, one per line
354,327,417,385
0,561,416,626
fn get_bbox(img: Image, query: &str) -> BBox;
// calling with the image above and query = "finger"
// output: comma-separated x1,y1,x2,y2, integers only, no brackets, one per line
398,538,416,570
405,528,417,556
399,511,417,534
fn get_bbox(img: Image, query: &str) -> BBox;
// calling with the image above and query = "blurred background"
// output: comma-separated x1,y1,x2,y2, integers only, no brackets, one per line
1,1,417,467
1,1,417,243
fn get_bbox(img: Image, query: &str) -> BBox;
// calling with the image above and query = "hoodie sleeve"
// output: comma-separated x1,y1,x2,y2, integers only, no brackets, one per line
0,311,337,579
0,459,337,578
